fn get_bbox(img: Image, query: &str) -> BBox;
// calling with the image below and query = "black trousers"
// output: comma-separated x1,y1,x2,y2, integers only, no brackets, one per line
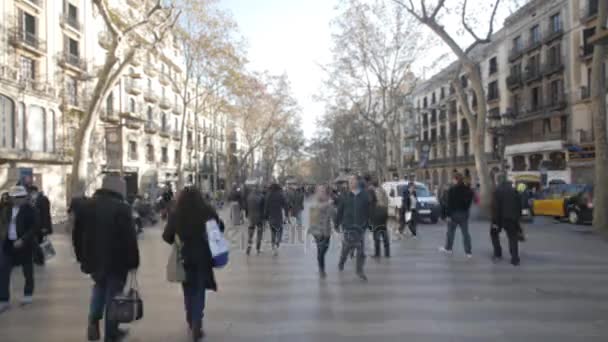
399,211,417,236
247,223,264,251
0,244,34,301
315,236,330,271
491,220,520,263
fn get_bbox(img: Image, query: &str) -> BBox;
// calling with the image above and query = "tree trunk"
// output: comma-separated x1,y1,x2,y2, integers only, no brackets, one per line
176,106,189,189
591,0,608,232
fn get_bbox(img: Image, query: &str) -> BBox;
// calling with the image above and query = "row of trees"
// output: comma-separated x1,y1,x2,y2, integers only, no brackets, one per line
69,0,304,197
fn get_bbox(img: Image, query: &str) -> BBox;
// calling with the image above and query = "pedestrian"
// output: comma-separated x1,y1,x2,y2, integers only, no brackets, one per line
439,173,474,258
28,186,53,265
308,185,336,278
292,187,305,228
264,183,288,256
399,182,419,239
0,186,40,314
369,179,390,258
163,187,222,341
336,175,370,281
73,175,140,342
246,186,265,255
491,176,522,266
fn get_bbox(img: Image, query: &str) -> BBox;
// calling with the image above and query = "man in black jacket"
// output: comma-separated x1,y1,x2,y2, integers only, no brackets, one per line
440,173,474,257
74,175,140,341
399,182,418,238
336,175,370,281
0,186,40,313
264,184,288,256
246,186,265,255
491,177,522,266
28,186,53,265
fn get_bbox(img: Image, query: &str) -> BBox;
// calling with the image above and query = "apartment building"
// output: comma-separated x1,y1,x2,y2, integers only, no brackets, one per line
0,0,238,215
409,0,604,190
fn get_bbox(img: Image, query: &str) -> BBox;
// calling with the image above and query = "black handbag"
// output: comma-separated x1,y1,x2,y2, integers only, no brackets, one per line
107,272,144,323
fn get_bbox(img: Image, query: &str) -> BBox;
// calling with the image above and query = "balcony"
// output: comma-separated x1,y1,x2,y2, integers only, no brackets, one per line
172,103,183,115
507,73,523,89
580,1,599,24
545,97,568,111
159,96,172,110
100,109,120,124
526,39,542,54
125,118,143,129
460,128,470,138
159,127,171,138
144,64,157,77
579,86,591,102
524,67,542,84
543,61,565,77
58,53,87,72
60,14,81,32
580,45,594,61
144,89,159,103
508,47,524,62
172,129,181,141
159,73,170,86
8,28,46,55
544,27,564,45
120,106,143,121
126,80,142,95
144,121,158,134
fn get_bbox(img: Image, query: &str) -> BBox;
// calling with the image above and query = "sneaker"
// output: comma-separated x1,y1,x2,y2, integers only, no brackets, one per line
20,296,33,306
319,270,327,279
0,302,10,315
466,254,473,259
492,255,503,263
357,273,368,282
109,328,129,341
511,258,521,266
438,247,453,255
87,321,100,341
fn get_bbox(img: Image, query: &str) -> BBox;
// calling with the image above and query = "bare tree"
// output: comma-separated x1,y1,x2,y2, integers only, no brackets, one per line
322,0,424,181
69,0,179,197
393,0,502,215
590,0,608,231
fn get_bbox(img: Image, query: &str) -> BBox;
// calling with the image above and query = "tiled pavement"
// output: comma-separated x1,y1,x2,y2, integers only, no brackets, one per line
1,215,608,342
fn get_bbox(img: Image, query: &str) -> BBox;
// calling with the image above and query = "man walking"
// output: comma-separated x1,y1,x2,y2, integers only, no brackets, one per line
0,186,40,314
399,182,418,238
336,175,370,281
264,183,288,256
370,179,390,258
491,176,522,266
73,175,140,341
28,186,53,265
439,173,474,258
246,186,265,255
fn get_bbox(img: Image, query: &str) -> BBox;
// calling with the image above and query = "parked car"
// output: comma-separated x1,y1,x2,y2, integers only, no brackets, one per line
382,181,440,223
531,184,593,224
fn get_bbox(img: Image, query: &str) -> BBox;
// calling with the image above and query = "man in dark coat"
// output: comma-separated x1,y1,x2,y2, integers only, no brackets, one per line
246,187,265,255
28,186,52,265
440,173,474,257
399,182,419,238
0,186,40,313
264,184,288,256
74,175,140,341
491,177,522,266
336,175,370,281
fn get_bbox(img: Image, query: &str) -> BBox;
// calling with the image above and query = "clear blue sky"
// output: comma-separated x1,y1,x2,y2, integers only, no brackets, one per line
219,0,338,139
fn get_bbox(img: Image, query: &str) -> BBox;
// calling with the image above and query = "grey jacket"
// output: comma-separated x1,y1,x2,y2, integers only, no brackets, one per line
308,200,336,237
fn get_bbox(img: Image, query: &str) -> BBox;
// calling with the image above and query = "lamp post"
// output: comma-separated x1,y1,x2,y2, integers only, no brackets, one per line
487,109,516,176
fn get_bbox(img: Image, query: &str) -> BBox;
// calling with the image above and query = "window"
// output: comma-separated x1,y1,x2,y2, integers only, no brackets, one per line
161,113,167,131
174,118,179,132
431,92,436,104
511,63,522,77
0,95,15,148
463,142,470,156
440,87,445,99
147,106,153,121
513,155,526,171
187,131,193,147
66,2,79,29
511,93,521,114
106,92,114,115
423,97,427,108
549,79,562,106
530,25,541,45
588,0,599,17
550,13,561,33
16,102,25,149
547,44,561,66
27,105,45,152
174,149,180,165
489,57,498,75
488,81,499,101
529,154,542,171
47,110,55,153
67,77,78,106
67,36,79,59
129,98,136,113
161,147,168,163
531,86,542,111
19,56,36,81
146,144,154,162
513,36,523,51
128,141,138,160
21,11,37,46
147,78,152,91
583,28,595,56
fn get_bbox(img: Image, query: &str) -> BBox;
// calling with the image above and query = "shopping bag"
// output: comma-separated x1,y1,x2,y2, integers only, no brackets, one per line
166,236,185,283
39,238,56,262
107,272,144,323
405,211,413,223
206,219,229,268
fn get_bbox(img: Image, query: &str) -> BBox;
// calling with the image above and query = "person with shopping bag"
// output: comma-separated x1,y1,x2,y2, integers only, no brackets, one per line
163,186,225,341
72,175,140,342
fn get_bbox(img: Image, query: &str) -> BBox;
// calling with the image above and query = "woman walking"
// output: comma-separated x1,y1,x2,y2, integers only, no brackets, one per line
308,185,336,278
163,187,222,341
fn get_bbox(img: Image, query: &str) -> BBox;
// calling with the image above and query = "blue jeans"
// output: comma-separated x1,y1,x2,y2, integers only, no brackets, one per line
0,241,34,302
182,272,206,326
445,211,472,254
89,274,126,338
270,223,283,248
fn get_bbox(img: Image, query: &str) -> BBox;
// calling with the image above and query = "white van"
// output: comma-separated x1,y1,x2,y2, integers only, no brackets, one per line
382,181,441,223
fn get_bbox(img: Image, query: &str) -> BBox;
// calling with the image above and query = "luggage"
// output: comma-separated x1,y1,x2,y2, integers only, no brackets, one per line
107,273,143,323
206,219,229,268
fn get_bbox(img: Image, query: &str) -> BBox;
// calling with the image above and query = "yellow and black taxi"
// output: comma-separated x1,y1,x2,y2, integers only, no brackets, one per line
531,184,594,224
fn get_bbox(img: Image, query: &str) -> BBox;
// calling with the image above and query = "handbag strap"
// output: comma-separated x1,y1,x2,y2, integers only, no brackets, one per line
128,270,139,291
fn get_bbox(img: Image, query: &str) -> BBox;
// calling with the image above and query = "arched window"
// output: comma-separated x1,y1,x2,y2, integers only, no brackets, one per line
46,110,55,153
174,118,178,131
27,105,45,152
0,94,15,148
129,98,136,113
106,91,114,115
147,106,153,122
161,113,167,130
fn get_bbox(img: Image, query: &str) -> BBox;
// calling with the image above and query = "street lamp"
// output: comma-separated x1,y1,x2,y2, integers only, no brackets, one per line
487,109,516,174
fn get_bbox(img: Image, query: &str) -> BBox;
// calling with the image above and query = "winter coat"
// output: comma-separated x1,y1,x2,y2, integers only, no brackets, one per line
0,203,40,264
446,183,474,217
76,189,140,277
492,182,522,226
290,191,305,213
308,200,336,237
162,213,219,292
336,190,370,232
33,193,53,235
246,191,265,226
70,196,93,266
264,189,288,227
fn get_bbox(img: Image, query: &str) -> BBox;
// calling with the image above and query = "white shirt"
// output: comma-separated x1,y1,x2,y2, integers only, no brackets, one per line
8,206,19,241
410,194,416,210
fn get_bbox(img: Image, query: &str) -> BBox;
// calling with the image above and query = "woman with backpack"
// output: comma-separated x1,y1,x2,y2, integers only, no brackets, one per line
162,187,224,341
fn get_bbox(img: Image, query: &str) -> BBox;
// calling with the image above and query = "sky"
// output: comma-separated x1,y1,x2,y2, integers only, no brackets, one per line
219,0,338,140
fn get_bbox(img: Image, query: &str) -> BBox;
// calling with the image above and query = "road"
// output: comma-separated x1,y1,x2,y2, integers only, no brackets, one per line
1,212,607,341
